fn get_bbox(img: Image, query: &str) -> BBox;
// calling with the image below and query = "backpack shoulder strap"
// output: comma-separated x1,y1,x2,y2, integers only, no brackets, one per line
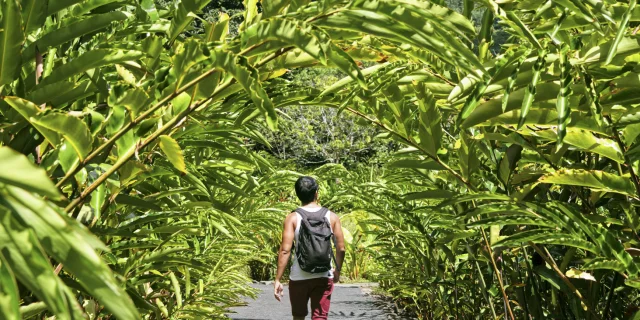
294,207,309,220
295,207,329,220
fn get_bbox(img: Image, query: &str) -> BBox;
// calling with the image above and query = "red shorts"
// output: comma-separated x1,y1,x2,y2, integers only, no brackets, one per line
289,277,334,319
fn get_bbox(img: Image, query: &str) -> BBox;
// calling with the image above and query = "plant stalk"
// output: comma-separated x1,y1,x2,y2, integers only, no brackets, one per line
55,43,272,190
465,244,498,319
608,116,640,199
345,107,475,191
64,48,292,213
480,228,515,320
529,243,600,319
602,273,618,319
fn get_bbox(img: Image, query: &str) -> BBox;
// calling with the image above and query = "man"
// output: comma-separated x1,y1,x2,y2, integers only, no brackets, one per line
274,176,346,320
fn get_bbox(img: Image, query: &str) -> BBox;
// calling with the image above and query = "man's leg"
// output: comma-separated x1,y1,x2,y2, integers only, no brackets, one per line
289,279,310,319
309,278,334,320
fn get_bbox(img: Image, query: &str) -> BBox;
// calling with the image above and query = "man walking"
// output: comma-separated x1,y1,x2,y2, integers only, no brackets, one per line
274,176,346,320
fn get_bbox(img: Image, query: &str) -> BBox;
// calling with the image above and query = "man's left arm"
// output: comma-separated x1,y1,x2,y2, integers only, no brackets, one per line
331,212,347,283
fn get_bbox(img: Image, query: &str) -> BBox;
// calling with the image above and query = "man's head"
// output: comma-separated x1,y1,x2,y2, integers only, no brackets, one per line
295,176,318,204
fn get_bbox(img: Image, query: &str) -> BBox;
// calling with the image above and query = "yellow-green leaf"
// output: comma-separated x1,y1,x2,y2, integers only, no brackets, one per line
540,169,636,197
158,135,187,173
31,113,93,161
0,147,62,199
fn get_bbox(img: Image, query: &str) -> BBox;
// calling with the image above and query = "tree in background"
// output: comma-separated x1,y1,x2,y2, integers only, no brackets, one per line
255,69,397,168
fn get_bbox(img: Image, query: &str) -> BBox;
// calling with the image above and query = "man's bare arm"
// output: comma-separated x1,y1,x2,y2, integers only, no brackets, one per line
274,212,296,301
331,212,347,282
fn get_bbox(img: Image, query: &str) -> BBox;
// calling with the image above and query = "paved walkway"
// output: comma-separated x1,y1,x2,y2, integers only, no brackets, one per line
227,283,412,319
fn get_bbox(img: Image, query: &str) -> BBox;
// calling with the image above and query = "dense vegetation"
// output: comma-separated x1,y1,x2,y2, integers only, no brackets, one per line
3,0,640,319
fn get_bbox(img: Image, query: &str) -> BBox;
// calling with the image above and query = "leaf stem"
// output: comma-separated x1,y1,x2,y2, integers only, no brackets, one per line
603,273,618,319
480,227,515,320
55,69,220,189
344,107,475,191
64,48,292,213
608,115,640,199
529,242,600,319
465,243,497,319
55,43,270,190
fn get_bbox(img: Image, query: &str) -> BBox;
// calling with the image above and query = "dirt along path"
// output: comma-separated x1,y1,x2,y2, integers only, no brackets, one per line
227,282,412,320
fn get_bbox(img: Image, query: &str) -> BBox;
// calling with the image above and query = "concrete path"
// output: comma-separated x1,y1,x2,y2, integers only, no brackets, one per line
227,283,412,320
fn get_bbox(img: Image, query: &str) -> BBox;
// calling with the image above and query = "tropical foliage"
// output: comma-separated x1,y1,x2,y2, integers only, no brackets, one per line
4,0,640,319
310,0,640,319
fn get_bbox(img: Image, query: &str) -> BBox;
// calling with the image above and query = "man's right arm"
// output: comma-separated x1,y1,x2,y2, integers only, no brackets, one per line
331,212,347,283
274,212,296,301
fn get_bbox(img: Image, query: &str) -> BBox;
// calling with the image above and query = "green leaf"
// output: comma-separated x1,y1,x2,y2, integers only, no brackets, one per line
115,194,162,211
58,140,81,174
47,0,84,15
0,208,84,319
605,0,637,65
21,0,47,34
208,46,278,129
35,49,145,88
2,186,140,319
182,172,211,197
241,18,365,88
556,45,572,147
458,49,523,120
468,215,555,228
414,83,442,156
204,12,229,42
350,0,481,70
262,0,291,18
314,8,473,72
404,190,456,200
484,0,542,49
458,132,478,181
518,50,547,129
461,82,561,129
169,271,183,309
90,183,106,222
579,36,640,64
2,96,62,146
158,135,187,173
388,158,444,170
168,0,210,43
242,0,259,30
25,81,75,106
534,234,599,254
0,0,23,85
71,0,126,16
0,147,62,199
540,169,636,197
140,0,160,21
0,255,20,319
2,96,38,120
31,113,93,161
535,266,572,293
496,229,550,247
108,85,153,120
22,12,131,62
582,258,625,272
498,144,523,188
523,128,624,163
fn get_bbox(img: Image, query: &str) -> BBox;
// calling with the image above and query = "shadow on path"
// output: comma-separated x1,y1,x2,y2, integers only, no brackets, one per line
227,283,413,319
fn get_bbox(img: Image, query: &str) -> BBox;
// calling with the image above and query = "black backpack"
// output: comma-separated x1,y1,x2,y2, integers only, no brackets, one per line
294,207,335,273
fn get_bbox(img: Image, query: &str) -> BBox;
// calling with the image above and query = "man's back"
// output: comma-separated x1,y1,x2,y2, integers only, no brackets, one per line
273,176,346,320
